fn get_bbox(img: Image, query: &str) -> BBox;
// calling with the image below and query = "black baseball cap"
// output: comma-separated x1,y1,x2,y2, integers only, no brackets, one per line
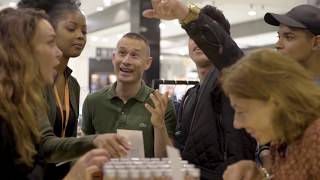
264,4,320,35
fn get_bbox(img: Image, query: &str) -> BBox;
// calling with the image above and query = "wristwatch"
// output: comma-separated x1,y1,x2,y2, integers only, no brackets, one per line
179,4,200,26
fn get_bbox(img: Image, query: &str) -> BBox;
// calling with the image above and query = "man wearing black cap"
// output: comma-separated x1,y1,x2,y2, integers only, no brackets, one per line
264,4,320,80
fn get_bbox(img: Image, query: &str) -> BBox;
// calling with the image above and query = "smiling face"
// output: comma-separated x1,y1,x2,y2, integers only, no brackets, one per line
229,95,278,144
31,19,61,85
112,37,152,85
276,24,315,64
55,10,87,58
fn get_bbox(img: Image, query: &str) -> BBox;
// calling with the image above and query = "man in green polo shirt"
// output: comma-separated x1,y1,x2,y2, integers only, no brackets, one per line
82,32,176,158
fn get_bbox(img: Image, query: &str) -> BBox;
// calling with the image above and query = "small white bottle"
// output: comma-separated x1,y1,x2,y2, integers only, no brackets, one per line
117,169,129,180
103,168,116,180
141,169,152,180
128,169,140,180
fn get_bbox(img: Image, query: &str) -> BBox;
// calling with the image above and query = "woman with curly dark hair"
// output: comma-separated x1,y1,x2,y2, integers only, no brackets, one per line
18,0,88,178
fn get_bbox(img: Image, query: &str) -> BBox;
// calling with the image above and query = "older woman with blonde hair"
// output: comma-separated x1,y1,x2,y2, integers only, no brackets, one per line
222,49,320,180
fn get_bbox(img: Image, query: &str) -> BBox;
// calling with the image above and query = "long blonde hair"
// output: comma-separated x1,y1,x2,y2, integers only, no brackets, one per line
221,49,320,143
0,8,48,167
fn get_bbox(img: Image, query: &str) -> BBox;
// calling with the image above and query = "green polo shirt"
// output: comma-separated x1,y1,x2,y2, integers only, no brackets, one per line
81,82,176,157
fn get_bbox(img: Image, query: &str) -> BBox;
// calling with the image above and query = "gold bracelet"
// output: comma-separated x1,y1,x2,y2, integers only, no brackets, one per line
179,3,200,26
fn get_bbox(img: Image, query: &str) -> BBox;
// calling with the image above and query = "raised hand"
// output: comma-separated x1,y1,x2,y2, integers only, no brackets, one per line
143,0,189,21
145,90,169,129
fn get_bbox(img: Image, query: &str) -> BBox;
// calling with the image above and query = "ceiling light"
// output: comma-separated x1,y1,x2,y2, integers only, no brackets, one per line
248,4,257,16
97,6,104,12
179,49,188,56
91,36,98,42
159,23,166,30
103,0,112,7
102,38,109,42
9,2,17,7
248,10,257,16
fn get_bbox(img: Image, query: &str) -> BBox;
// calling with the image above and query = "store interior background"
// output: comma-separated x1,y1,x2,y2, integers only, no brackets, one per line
0,0,317,110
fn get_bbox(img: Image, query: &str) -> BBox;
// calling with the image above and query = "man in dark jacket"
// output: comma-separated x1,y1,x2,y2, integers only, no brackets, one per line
144,2,256,180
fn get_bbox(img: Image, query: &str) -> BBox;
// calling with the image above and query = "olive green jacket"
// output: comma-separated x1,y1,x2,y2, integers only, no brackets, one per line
40,67,96,163
46,67,79,137
39,115,96,163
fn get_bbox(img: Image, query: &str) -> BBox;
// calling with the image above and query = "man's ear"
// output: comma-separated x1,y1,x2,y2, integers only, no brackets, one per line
144,57,153,70
312,35,320,50
112,52,116,62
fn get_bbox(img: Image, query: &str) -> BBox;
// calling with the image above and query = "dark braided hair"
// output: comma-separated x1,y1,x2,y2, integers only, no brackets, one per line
18,0,81,28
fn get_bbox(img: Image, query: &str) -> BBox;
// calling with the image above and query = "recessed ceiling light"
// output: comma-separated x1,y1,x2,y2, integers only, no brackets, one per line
248,4,257,16
102,38,109,42
248,10,257,16
103,0,112,7
97,6,104,12
159,23,166,30
91,36,98,42
179,49,187,56
9,2,17,7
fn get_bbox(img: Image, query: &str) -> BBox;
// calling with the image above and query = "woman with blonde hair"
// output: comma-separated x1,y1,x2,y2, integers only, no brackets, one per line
0,8,108,179
222,49,320,180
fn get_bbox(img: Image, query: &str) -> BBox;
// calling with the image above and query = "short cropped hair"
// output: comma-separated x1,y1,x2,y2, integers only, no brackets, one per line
122,32,150,47
120,32,151,56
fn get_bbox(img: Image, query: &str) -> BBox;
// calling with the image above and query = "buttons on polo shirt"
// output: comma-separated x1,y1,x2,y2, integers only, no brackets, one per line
120,111,126,119
118,108,127,127
139,123,147,128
